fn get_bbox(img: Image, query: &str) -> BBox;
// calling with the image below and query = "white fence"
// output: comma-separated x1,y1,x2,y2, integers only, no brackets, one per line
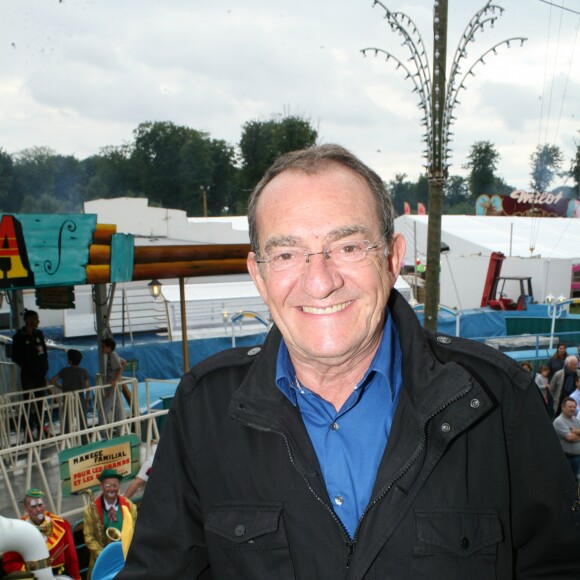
0,378,170,519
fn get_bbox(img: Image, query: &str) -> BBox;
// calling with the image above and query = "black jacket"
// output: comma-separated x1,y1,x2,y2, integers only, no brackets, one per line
11,326,48,388
120,290,580,579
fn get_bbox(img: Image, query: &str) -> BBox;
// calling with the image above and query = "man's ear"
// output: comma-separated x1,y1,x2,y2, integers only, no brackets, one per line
247,252,269,305
386,234,406,286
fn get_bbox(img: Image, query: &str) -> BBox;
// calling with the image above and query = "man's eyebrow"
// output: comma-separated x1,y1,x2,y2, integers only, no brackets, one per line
263,227,372,253
326,226,370,242
263,235,304,253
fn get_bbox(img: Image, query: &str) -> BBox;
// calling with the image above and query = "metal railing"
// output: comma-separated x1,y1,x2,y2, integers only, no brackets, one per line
0,378,169,520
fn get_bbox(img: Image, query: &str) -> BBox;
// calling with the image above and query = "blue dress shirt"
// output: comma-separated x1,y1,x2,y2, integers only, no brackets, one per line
275,309,403,538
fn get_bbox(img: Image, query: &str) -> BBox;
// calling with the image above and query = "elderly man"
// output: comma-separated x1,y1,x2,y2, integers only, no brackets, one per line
553,397,580,477
119,145,580,578
549,354,580,416
1,488,80,579
83,468,137,578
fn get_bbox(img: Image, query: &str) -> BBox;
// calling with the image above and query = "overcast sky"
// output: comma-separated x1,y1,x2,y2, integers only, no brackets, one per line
1,0,579,191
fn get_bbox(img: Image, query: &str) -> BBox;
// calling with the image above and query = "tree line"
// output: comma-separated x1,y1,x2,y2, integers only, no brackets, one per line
0,115,317,216
0,116,578,217
390,139,580,216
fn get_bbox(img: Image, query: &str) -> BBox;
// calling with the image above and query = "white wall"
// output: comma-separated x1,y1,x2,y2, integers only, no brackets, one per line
84,198,250,244
440,255,573,310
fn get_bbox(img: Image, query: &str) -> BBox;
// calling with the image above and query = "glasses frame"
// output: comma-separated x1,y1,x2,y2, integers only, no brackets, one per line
255,234,388,274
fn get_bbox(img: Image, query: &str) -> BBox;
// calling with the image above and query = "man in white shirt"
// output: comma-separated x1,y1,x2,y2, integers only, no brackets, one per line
553,398,580,478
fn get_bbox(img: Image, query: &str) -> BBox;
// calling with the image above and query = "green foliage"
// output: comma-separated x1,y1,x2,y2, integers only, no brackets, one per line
464,141,500,197
238,114,318,210
388,173,428,215
529,144,564,193
0,148,14,212
570,136,580,197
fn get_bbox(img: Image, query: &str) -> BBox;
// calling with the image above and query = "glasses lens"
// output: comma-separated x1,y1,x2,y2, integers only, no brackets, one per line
268,249,304,272
330,241,368,265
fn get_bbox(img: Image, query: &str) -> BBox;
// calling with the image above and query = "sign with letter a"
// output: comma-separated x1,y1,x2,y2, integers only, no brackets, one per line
0,215,34,288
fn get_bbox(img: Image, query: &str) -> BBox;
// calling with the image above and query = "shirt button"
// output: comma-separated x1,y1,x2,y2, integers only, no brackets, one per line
334,496,344,506
330,422,339,431
234,524,246,537
460,536,470,550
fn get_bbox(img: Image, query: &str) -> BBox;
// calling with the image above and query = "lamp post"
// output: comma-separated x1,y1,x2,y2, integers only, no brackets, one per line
363,0,526,330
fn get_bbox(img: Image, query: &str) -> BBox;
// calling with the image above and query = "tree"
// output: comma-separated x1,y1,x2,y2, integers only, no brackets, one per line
0,149,14,212
570,136,580,198
11,147,87,213
444,175,469,206
463,141,500,198
81,145,135,202
238,114,318,207
529,144,564,194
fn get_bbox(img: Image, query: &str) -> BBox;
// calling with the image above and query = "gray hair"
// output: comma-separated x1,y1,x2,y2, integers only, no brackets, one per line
246,144,395,254
565,355,578,367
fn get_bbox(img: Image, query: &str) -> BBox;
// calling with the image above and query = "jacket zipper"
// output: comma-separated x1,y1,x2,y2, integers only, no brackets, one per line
235,417,355,564
351,384,473,547
235,383,471,573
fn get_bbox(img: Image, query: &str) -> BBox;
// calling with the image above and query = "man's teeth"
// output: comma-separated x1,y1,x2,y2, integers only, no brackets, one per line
302,302,350,315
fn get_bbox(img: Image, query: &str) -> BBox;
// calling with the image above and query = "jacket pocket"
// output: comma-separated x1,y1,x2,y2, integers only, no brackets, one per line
410,508,503,580
205,501,295,579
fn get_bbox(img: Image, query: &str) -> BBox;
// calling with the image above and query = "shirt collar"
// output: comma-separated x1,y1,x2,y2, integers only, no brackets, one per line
275,307,401,405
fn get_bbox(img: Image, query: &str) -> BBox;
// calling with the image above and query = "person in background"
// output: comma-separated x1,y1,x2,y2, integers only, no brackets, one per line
549,355,580,417
83,468,137,579
547,343,568,380
520,361,533,374
553,397,580,478
569,375,580,416
118,144,580,579
1,488,80,579
124,455,154,500
50,349,90,436
11,309,49,439
100,338,125,434
535,364,554,416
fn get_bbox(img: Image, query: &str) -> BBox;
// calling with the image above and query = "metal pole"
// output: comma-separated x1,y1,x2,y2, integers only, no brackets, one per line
424,0,448,331
179,277,189,372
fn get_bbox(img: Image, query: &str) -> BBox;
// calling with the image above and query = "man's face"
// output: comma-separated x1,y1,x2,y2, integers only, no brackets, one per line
248,165,405,368
566,358,578,372
24,497,45,525
101,478,120,503
562,401,577,418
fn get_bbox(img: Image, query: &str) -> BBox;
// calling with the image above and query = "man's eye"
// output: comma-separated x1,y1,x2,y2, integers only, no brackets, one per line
273,251,298,262
340,243,363,255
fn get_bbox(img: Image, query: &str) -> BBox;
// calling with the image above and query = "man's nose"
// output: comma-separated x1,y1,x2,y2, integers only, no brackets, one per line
301,252,342,296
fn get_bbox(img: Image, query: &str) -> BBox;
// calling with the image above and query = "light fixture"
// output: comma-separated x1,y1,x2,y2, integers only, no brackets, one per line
148,279,162,299
545,294,555,304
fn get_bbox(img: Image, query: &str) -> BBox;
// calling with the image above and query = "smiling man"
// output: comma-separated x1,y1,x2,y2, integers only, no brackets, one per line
119,145,580,579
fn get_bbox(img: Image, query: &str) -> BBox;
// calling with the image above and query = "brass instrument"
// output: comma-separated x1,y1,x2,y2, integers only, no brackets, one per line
83,488,106,548
105,526,122,543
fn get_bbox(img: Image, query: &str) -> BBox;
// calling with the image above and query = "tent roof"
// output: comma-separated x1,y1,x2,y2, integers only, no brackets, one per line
395,215,580,262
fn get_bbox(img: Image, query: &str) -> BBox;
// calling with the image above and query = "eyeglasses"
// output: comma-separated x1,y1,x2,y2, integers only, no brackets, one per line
255,237,387,275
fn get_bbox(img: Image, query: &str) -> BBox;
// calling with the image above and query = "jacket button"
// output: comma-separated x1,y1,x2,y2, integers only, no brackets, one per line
470,398,480,408
247,347,261,356
441,423,451,433
234,524,246,537
460,536,470,550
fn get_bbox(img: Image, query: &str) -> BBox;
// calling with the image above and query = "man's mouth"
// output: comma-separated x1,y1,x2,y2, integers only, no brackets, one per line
301,301,351,315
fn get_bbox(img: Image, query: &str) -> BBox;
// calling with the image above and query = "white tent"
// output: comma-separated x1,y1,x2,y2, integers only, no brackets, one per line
395,215,579,310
